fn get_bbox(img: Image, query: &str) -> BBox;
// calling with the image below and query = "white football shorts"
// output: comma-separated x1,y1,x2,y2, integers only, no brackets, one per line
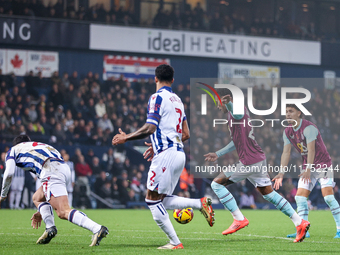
40,160,71,201
298,167,335,191
224,159,272,187
147,147,186,195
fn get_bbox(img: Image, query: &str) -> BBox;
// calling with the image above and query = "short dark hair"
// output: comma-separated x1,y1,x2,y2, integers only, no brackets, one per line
155,64,174,83
13,134,31,146
286,104,304,118
215,88,232,98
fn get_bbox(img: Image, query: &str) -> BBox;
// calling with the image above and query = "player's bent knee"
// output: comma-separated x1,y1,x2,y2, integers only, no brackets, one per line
295,195,307,203
324,195,334,205
211,181,221,192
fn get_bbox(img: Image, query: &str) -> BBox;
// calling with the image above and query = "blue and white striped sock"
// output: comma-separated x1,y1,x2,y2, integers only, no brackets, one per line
68,209,101,234
295,196,309,221
324,195,340,230
38,202,55,229
264,191,301,226
211,181,244,220
146,199,181,245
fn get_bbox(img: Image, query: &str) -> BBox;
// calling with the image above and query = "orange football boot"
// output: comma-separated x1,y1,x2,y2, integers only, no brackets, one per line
200,197,215,227
222,217,249,235
294,219,310,243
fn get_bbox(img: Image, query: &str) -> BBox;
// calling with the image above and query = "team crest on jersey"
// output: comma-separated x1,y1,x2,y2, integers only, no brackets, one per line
162,167,166,173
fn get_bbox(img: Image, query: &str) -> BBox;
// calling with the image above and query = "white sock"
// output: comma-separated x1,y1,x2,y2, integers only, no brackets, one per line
290,212,302,227
231,208,245,221
162,195,201,210
146,199,181,245
68,209,101,234
38,202,55,229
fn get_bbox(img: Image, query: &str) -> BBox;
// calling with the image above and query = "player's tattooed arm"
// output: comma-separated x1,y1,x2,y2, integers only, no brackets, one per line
112,124,157,145
182,120,190,142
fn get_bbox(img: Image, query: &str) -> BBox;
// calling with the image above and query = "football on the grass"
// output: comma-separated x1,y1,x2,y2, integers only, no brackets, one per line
173,208,194,224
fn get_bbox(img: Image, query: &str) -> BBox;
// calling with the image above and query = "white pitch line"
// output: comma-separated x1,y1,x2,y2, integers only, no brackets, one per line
1,230,338,244
112,229,339,244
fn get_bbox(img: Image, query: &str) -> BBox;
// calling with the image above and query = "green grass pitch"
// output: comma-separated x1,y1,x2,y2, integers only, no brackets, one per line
1,209,339,254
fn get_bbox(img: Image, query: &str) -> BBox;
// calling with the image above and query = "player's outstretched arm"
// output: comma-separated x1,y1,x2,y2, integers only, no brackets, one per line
182,120,190,142
112,124,157,145
204,141,236,162
272,144,291,190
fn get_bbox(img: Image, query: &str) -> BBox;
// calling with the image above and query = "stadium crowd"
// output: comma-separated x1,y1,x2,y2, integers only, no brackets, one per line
0,69,340,209
0,0,335,41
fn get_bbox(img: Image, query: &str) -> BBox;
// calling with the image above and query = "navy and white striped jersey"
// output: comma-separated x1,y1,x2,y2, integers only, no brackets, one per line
1,141,64,197
146,86,186,155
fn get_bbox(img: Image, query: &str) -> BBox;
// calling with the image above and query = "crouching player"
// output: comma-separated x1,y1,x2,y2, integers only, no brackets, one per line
0,135,108,246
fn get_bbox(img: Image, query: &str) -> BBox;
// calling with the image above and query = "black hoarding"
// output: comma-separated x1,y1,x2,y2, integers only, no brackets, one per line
0,16,89,49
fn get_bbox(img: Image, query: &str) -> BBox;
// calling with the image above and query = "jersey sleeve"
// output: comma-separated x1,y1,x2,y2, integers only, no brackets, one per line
216,141,236,157
283,130,291,146
146,94,163,127
303,125,318,144
1,150,16,198
225,102,244,120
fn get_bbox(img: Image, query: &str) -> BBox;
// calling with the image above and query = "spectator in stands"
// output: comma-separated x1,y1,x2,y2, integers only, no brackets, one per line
118,179,130,205
99,180,114,208
69,71,79,88
111,178,120,202
95,98,106,118
97,113,114,133
48,84,64,108
54,105,65,123
52,122,66,144
130,172,146,201
62,72,70,89
75,154,92,200
102,148,115,172
91,156,102,177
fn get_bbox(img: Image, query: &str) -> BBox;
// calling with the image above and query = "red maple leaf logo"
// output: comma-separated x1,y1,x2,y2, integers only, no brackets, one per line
11,54,23,68
152,96,156,100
